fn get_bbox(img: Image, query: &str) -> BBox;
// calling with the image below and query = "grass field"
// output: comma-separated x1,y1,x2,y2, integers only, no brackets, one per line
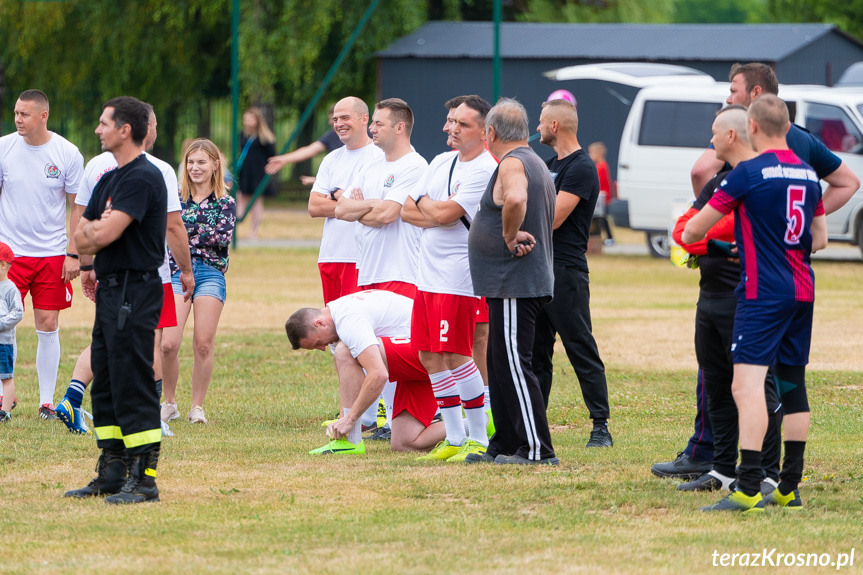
2,211,861,574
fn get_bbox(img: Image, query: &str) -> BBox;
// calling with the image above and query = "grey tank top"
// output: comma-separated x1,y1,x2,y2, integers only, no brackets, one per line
468,146,555,299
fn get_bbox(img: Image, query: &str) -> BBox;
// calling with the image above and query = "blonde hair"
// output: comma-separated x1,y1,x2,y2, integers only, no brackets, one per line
243,107,276,145
180,138,227,202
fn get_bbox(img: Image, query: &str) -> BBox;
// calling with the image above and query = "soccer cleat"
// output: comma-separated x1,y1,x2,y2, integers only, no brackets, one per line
65,450,128,498
0,395,17,411
105,449,160,504
367,425,391,441
415,440,461,461
447,440,487,463
753,488,803,511
677,470,735,492
188,405,208,424
761,477,779,496
464,451,496,464
586,425,613,448
309,439,365,455
0,410,10,423
56,399,93,435
160,402,180,423
39,403,58,420
700,489,763,513
486,409,495,437
376,398,387,429
494,453,560,465
651,451,712,480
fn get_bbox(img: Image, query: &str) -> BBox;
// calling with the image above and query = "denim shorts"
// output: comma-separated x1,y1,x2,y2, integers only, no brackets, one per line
172,259,227,303
0,343,15,379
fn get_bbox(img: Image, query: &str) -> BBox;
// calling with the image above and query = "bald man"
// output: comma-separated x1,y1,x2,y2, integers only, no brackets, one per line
531,99,613,449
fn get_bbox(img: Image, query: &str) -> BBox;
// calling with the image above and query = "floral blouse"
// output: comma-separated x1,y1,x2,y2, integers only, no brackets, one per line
168,192,236,274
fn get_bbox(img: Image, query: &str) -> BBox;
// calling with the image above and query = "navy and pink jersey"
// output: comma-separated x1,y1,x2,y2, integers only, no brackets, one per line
708,150,824,302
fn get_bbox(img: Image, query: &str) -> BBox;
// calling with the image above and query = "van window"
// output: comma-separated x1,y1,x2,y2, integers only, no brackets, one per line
638,101,722,148
804,102,863,154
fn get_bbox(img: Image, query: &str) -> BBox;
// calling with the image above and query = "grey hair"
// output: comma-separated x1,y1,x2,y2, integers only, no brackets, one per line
486,98,529,142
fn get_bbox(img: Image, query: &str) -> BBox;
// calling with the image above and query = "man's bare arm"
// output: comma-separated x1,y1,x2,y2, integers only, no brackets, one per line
821,162,860,215
691,148,724,198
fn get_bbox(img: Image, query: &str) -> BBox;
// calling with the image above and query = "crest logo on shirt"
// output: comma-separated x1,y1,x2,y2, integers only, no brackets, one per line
44,163,61,179
384,174,395,188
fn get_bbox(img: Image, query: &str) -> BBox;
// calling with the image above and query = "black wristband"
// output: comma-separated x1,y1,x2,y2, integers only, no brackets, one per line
66,252,79,259
415,194,427,206
79,264,94,271
329,187,339,201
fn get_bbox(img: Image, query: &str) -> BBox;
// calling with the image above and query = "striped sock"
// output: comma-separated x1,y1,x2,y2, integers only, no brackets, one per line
430,370,464,446
65,379,87,410
453,361,487,446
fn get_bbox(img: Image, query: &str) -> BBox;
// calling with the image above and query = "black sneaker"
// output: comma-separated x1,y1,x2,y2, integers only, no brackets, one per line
586,426,613,448
0,410,10,423
494,454,560,465
651,451,712,480
677,470,735,492
464,451,495,464
367,425,391,441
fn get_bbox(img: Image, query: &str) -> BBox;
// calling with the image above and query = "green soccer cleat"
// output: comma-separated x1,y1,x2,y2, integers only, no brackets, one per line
416,439,461,461
447,440,487,463
754,488,803,511
376,398,387,429
700,489,763,513
308,439,365,455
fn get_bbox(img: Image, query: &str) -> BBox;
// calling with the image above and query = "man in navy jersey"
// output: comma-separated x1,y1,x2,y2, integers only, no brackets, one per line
684,95,827,512
652,62,860,480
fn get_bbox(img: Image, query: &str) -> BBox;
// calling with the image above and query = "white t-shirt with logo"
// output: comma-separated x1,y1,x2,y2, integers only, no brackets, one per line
311,142,384,264
0,132,84,257
352,151,427,286
77,152,180,284
412,150,497,297
327,289,413,358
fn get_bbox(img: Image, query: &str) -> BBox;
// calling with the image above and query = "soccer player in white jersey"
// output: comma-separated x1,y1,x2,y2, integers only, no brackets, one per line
0,90,84,419
286,290,444,454
335,98,428,299
400,96,497,462
309,96,384,305
55,106,194,434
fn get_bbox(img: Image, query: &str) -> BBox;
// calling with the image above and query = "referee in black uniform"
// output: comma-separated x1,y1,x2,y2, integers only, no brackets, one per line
69,96,172,504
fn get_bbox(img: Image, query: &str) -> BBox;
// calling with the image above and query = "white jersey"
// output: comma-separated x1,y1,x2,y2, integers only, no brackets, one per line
412,150,497,297
327,289,413,358
77,152,180,283
312,142,384,264
0,132,84,257
353,151,427,286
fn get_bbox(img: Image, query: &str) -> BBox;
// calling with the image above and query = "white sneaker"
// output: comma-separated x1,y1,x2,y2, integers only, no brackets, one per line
188,405,208,424
160,402,180,422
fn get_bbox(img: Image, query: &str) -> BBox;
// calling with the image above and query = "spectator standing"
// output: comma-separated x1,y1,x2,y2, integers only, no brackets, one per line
237,107,277,239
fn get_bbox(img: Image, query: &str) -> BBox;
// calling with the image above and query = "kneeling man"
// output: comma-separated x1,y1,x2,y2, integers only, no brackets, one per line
285,290,444,454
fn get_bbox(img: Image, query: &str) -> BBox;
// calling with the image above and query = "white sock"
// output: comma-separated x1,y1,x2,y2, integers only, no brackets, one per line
361,400,378,427
453,361,487,446
383,380,396,428
484,385,491,410
343,408,362,444
429,370,465,446
36,329,60,406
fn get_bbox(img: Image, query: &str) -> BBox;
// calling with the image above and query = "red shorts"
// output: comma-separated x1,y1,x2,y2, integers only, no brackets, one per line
318,262,359,304
360,281,416,300
476,297,489,323
8,255,72,310
156,283,176,329
411,291,477,355
381,337,437,427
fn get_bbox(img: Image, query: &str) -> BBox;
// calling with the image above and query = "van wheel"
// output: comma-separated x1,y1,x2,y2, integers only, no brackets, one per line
646,232,670,258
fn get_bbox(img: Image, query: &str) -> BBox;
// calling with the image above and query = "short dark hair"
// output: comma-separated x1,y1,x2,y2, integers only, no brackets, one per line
459,95,491,122
445,96,469,110
748,94,790,138
103,96,150,144
729,63,779,96
18,89,49,109
285,308,319,350
376,98,414,136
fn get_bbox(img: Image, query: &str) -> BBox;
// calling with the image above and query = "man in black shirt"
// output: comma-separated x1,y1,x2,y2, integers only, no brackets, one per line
68,96,168,504
532,99,613,448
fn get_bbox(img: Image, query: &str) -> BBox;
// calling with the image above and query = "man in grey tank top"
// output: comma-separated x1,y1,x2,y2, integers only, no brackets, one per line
467,98,558,464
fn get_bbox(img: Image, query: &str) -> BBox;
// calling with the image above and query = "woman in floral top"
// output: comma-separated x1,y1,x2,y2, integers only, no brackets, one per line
161,139,236,425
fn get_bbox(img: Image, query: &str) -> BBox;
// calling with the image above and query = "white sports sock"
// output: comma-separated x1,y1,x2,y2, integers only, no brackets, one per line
36,329,60,406
484,385,491,410
343,408,362,445
361,400,378,427
453,361,487,446
429,370,465,446
383,380,396,428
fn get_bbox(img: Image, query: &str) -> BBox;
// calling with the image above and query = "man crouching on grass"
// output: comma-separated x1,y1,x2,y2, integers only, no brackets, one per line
683,95,827,513
286,289,445,454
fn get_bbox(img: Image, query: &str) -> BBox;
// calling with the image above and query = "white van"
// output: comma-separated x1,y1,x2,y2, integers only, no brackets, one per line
547,63,863,257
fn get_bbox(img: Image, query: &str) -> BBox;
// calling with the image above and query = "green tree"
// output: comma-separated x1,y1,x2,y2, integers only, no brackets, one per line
674,0,770,23
768,0,863,41
516,0,676,23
